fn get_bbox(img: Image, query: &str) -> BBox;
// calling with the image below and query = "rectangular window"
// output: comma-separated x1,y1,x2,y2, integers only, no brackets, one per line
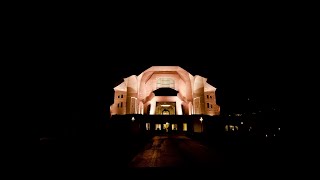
156,78,175,88
146,123,150,130
155,124,161,130
121,94,123,98
121,102,123,107
207,103,209,108
230,125,234,131
183,123,187,131
171,124,178,130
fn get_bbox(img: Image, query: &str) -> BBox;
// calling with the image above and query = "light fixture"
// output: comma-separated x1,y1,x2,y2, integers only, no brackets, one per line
131,117,135,121
161,104,170,107
200,117,203,133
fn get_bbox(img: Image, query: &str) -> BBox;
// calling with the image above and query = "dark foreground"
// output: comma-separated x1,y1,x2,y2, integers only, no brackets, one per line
40,133,282,178
129,135,223,168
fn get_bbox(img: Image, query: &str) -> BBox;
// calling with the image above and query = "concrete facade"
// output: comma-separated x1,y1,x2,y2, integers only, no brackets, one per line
110,66,220,116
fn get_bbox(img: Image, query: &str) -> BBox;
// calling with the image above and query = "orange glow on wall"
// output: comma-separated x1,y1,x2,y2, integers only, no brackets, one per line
110,66,220,116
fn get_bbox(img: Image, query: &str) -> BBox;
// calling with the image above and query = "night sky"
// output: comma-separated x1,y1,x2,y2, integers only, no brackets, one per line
43,15,284,138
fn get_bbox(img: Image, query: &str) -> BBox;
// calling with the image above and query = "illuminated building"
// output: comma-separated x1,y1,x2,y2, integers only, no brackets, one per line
110,66,220,116
109,66,221,134
108,66,278,140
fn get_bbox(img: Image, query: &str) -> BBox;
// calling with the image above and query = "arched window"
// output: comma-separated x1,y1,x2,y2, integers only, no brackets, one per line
162,109,170,115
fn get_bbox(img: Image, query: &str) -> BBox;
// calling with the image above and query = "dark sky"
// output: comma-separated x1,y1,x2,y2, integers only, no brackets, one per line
45,55,282,137
49,51,282,114
43,13,285,137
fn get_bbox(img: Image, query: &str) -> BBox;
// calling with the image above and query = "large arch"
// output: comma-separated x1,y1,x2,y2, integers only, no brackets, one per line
138,66,193,115
138,66,192,102
110,66,220,116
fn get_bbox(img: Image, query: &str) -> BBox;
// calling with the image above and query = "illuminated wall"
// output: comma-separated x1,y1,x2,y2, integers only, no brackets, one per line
110,66,220,116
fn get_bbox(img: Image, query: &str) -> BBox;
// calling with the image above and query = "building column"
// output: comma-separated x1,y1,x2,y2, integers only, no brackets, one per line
176,99,182,115
138,101,144,114
149,99,156,115
188,102,193,115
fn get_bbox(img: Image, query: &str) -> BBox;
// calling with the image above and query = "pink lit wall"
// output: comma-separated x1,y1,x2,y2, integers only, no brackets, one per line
110,66,220,116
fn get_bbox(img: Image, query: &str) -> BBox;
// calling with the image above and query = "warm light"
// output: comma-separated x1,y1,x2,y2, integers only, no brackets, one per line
241,122,243,124
131,117,135,121
200,117,203,122
146,123,150,130
161,104,171,107
183,123,187,131
278,128,280,131
230,125,234,131
165,122,169,132
110,66,221,116
155,124,161,130
171,124,177,130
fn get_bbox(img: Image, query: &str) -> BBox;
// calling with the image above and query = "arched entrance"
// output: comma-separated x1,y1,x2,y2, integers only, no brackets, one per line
155,102,176,115
162,109,170,115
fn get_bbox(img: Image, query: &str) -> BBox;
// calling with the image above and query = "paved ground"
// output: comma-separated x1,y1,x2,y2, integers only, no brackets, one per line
40,134,282,178
129,135,223,168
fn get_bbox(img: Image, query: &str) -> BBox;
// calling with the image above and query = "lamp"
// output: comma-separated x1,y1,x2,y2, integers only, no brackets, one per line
200,117,203,132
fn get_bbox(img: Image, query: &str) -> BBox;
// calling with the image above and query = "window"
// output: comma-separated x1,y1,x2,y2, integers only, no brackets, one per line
207,95,209,98
121,94,123,98
146,123,150,130
156,78,174,88
230,125,235,131
225,125,229,131
228,125,239,131
171,124,178,130
120,102,123,108
207,103,209,108
155,124,161,130
183,123,187,131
